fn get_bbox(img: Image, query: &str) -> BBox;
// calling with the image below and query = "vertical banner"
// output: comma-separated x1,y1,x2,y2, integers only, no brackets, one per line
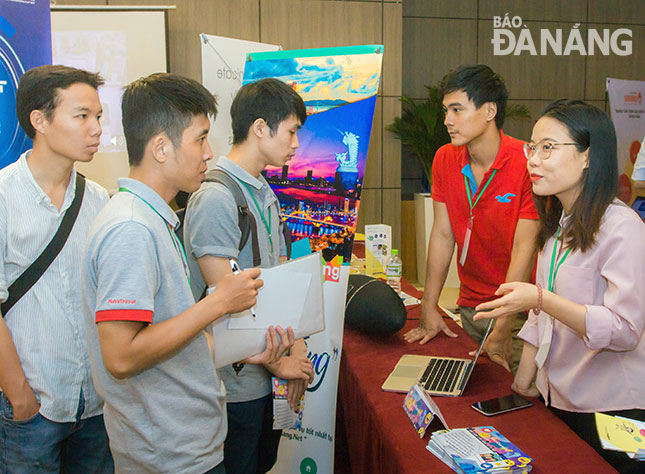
200,34,280,163
607,77,645,204
242,45,383,474
0,0,51,170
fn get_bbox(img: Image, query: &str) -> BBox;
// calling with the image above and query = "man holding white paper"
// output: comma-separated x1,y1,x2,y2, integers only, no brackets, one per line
82,74,291,474
184,78,314,474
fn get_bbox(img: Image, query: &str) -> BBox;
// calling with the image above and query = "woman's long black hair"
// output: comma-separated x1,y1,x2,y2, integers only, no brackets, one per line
534,99,618,253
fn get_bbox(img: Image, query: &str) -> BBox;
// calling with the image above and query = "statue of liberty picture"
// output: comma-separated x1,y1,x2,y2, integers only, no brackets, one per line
243,45,383,261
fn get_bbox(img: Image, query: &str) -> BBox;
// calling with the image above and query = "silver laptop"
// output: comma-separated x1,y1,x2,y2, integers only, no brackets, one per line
382,320,493,397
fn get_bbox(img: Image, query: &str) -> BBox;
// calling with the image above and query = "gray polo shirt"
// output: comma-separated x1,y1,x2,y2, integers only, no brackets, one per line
82,178,226,474
184,157,286,403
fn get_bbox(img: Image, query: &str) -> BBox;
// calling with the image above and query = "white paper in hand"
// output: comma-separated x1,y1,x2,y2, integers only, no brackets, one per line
228,271,312,329
211,252,325,368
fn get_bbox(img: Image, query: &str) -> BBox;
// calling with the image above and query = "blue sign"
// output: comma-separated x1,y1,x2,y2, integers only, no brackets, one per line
0,0,52,169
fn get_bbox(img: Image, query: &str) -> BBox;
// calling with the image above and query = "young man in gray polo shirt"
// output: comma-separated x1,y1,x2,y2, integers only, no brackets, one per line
0,65,112,473
82,73,293,474
184,78,314,474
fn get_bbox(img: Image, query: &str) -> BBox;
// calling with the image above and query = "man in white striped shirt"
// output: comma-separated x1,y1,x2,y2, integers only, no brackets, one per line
0,66,113,473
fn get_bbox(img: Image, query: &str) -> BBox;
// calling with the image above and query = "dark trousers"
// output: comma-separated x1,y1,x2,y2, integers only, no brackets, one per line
550,406,645,474
203,462,226,474
224,394,282,474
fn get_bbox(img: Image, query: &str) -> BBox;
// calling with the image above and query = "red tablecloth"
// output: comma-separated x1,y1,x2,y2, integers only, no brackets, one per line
334,282,617,474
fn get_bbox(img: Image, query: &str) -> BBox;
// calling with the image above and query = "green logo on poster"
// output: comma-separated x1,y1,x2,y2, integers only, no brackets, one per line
300,457,317,474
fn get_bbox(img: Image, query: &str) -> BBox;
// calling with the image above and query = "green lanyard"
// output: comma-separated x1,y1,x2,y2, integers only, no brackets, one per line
548,226,571,292
464,169,498,220
235,178,273,253
118,187,190,285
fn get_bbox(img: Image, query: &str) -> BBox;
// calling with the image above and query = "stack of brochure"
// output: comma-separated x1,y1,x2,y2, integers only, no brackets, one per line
595,413,645,460
426,426,534,474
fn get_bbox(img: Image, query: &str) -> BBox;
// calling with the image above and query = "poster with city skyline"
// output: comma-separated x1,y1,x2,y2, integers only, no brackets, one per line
243,45,383,262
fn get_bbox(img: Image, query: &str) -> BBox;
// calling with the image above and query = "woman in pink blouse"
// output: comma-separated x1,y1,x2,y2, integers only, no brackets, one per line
474,99,645,473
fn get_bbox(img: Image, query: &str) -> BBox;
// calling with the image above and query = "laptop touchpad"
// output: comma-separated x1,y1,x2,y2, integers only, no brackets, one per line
391,365,424,378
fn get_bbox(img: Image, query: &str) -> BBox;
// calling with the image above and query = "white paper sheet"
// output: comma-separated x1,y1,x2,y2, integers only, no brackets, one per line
228,271,312,329
212,252,325,368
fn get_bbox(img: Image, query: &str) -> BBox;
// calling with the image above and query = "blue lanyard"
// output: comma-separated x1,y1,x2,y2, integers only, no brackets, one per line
119,187,190,285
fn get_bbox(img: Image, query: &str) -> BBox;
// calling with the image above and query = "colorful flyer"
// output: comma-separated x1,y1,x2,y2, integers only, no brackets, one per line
272,377,305,430
403,384,436,438
364,224,391,277
595,412,645,455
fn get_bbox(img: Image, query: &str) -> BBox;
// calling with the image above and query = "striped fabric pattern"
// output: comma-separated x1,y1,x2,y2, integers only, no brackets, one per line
0,152,109,423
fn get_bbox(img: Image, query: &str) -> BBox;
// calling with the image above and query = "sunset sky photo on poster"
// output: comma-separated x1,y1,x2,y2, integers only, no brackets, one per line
243,45,383,261
244,46,382,113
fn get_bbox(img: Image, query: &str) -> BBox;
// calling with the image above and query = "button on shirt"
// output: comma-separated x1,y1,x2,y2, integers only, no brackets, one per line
0,151,109,423
518,201,645,412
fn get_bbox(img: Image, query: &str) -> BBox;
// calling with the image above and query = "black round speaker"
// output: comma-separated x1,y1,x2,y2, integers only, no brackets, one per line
345,274,406,334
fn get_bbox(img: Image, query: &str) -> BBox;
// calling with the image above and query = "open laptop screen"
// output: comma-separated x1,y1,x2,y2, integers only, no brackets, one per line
459,319,494,390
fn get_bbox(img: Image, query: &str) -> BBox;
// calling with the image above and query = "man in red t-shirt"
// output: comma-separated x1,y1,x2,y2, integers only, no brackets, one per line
404,65,538,373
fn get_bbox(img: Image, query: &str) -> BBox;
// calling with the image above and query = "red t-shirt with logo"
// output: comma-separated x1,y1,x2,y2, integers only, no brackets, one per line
431,131,538,307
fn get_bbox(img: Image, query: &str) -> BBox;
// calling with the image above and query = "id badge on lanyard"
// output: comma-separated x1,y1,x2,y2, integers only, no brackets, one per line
534,227,571,368
460,216,473,267
460,170,496,267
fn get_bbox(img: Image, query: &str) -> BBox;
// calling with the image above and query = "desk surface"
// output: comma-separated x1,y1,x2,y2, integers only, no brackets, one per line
335,285,617,474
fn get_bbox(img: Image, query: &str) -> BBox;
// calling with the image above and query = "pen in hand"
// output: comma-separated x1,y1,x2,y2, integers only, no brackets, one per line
229,258,257,320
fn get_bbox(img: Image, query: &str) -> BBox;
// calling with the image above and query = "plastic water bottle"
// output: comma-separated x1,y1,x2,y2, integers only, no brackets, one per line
385,249,402,295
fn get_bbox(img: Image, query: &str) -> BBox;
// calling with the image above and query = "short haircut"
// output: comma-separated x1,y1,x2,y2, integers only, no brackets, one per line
16,65,104,139
230,78,307,145
439,64,508,129
121,73,217,166
534,99,618,253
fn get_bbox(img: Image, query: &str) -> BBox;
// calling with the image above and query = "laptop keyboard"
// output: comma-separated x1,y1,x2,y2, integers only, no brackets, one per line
419,358,466,393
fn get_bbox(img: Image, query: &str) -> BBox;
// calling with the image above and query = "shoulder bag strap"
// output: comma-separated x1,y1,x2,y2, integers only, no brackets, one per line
2,173,86,316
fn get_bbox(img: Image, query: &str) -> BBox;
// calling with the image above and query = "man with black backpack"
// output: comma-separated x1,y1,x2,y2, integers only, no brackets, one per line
184,78,314,474
0,66,113,473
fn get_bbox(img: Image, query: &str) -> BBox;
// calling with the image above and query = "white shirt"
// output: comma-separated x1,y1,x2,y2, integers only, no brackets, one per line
0,151,109,423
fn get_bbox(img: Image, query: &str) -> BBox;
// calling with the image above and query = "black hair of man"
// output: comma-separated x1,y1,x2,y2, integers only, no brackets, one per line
230,78,307,145
16,65,105,139
121,73,218,167
439,64,508,129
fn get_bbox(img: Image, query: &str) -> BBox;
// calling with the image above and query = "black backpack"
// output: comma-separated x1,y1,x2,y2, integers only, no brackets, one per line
176,168,291,267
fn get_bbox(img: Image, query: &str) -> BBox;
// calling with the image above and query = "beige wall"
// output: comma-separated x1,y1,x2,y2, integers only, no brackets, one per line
56,1,642,253
55,0,403,250
402,0,645,194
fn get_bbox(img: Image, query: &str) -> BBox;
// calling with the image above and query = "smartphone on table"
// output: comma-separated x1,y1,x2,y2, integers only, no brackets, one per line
471,393,533,416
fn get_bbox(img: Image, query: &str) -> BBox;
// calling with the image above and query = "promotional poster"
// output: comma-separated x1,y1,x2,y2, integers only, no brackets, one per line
241,45,383,474
607,77,645,204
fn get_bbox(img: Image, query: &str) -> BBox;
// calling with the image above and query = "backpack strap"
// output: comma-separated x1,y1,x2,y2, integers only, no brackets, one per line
204,169,261,267
2,173,86,316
